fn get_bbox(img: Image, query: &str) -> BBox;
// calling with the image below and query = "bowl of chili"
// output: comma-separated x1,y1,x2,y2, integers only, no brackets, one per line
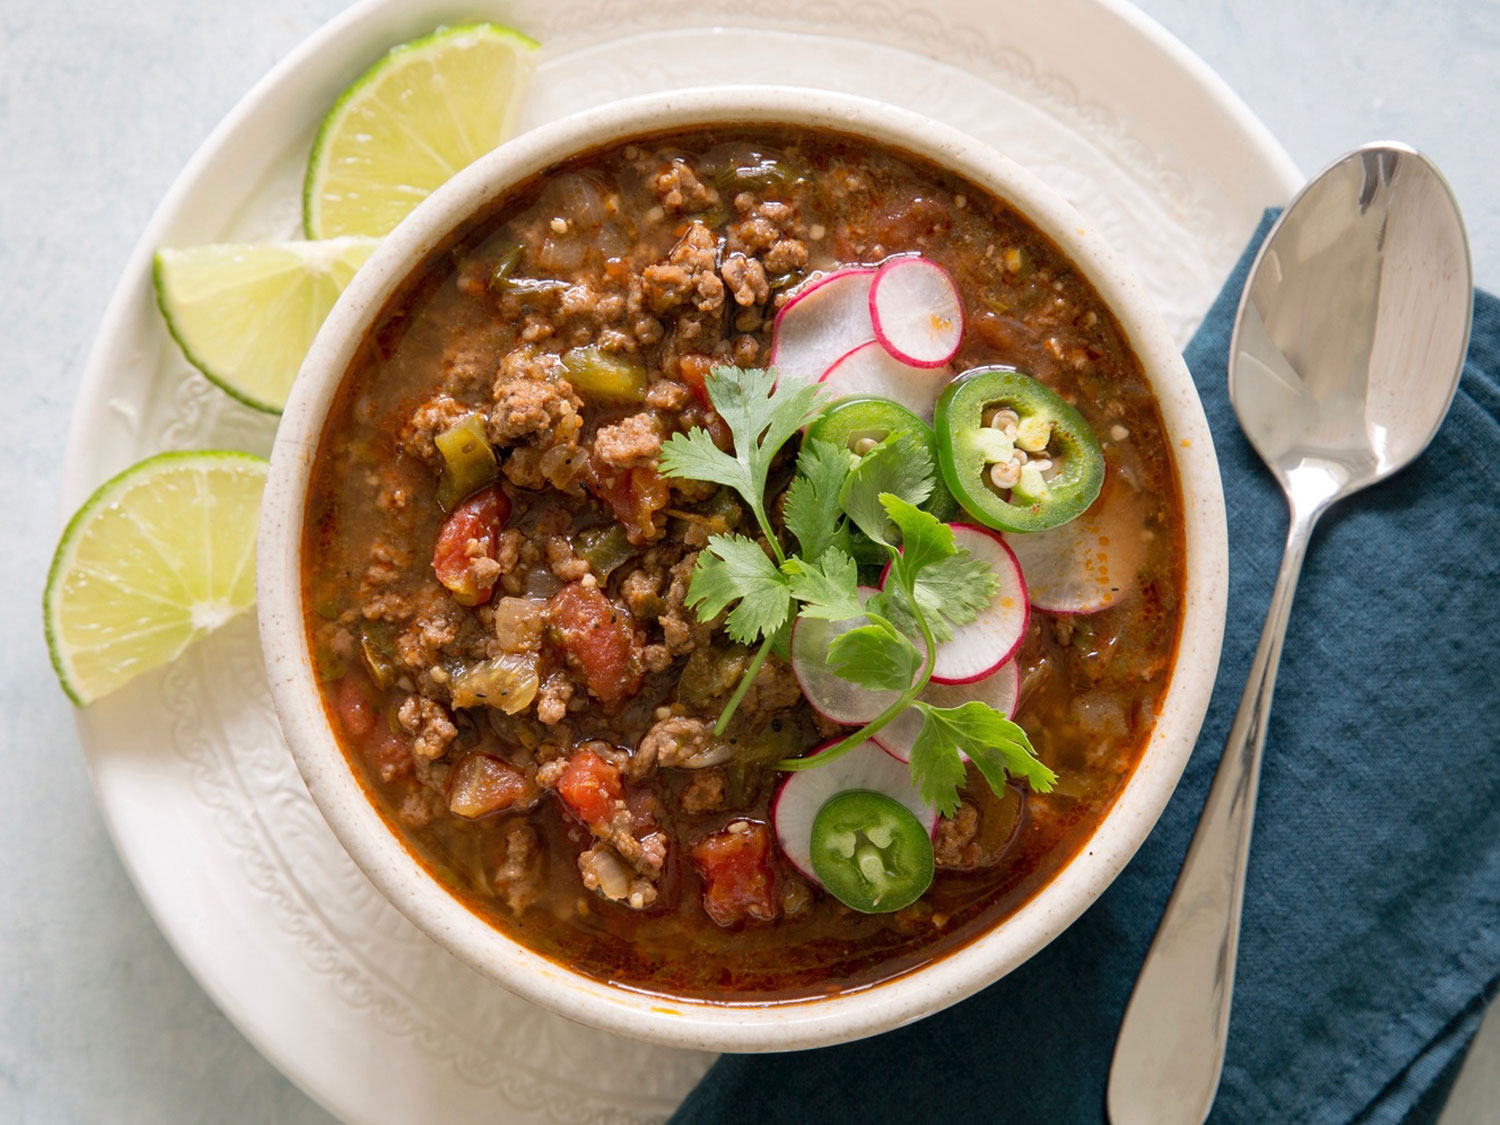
258,86,1228,1051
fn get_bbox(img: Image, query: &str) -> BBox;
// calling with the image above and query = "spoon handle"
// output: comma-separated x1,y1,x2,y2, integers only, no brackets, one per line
1107,504,1321,1125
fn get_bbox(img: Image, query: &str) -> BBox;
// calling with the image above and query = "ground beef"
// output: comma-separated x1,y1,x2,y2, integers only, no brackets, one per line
402,395,472,465
721,253,769,307
578,842,658,910
396,785,445,828
642,222,724,316
440,339,500,395
654,159,719,214
488,354,579,445
763,238,808,277
726,194,808,277
593,412,662,469
361,539,409,595
393,602,460,670
934,801,982,869
536,671,575,725
636,714,715,775
620,564,666,618
494,825,543,913
679,769,727,814
737,655,803,724
397,695,458,762
660,551,707,654
645,380,691,411
545,535,590,583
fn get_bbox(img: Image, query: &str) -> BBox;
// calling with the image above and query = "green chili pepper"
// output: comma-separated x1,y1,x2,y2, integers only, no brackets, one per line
574,524,636,580
312,646,345,684
486,242,523,291
934,366,1104,533
808,396,960,562
560,345,648,404
434,413,498,511
358,623,398,690
810,790,934,913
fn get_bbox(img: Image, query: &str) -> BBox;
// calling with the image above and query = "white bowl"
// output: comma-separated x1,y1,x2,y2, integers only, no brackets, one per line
258,86,1227,1052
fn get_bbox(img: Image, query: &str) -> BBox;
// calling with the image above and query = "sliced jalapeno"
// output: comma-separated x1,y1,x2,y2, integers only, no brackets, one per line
808,397,960,563
934,366,1104,533
809,789,934,913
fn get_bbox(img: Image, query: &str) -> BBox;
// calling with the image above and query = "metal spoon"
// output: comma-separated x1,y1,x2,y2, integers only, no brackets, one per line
1107,143,1472,1124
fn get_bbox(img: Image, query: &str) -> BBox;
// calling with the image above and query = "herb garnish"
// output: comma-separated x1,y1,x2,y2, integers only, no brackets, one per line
659,366,1055,815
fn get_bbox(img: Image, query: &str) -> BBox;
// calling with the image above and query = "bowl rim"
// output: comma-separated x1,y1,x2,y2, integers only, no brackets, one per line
258,84,1227,1052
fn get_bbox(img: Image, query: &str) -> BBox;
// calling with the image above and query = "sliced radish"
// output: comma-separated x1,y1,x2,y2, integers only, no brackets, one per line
773,740,937,884
1003,478,1149,614
790,586,908,725
768,268,876,387
818,340,950,422
881,523,1029,685
873,660,1021,763
869,257,964,368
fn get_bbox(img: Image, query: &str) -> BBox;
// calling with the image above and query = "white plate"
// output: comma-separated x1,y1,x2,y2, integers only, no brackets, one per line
60,0,1300,1121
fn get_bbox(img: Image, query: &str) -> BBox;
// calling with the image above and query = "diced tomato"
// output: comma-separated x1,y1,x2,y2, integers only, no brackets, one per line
691,821,778,927
874,197,953,245
432,484,511,607
587,463,670,545
335,676,376,738
555,748,624,827
548,582,642,703
447,753,535,819
677,353,714,408
364,725,412,785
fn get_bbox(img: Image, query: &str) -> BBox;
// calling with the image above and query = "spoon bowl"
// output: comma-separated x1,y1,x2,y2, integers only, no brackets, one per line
1231,143,1472,507
1109,143,1471,1125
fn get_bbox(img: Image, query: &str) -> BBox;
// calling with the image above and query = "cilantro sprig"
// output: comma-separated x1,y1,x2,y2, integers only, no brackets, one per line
659,366,1056,815
660,366,821,733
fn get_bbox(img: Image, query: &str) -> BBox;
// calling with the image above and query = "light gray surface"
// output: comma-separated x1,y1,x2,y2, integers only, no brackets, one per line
1,1,1495,1121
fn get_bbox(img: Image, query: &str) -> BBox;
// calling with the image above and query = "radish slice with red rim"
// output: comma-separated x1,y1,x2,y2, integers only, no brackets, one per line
881,523,1029,684
790,586,906,725
1003,478,1148,614
873,660,1021,763
869,257,964,368
818,340,950,422
772,740,936,884
768,267,876,387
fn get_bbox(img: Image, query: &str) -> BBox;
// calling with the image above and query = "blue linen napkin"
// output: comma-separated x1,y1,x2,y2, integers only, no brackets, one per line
671,212,1500,1124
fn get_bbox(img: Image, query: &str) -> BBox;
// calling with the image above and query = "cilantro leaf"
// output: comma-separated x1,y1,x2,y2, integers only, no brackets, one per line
711,366,824,480
877,496,1001,643
686,534,792,645
659,366,823,557
784,437,852,560
912,552,1001,640
910,701,1055,816
656,427,747,495
839,432,934,548
782,547,863,621
826,620,924,693
907,713,971,817
881,494,956,578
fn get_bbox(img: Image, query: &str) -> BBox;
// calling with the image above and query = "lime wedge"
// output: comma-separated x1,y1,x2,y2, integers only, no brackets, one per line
45,452,269,705
153,237,377,414
304,22,539,239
